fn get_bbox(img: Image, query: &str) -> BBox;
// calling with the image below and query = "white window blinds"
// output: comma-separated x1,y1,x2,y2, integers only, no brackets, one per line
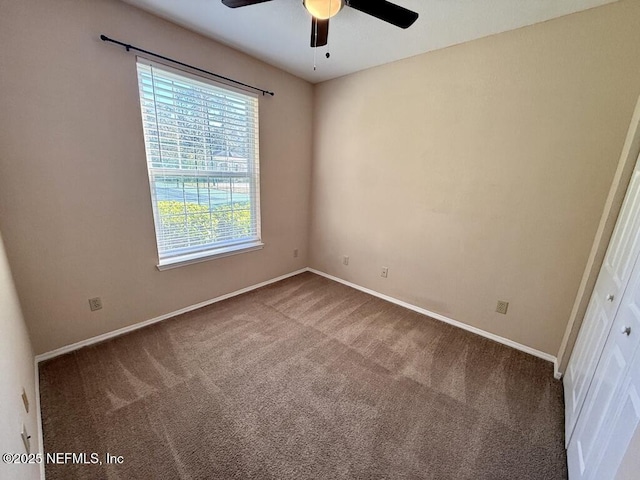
136,60,261,267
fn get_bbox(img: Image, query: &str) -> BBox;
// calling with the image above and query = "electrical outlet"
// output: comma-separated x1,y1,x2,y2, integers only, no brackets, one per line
381,267,389,278
88,297,102,312
496,300,509,315
343,255,349,266
293,248,299,258
21,388,29,413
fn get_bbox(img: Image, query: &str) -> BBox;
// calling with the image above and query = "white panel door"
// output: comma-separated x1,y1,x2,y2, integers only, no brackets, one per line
591,354,640,479
567,249,640,479
564,154,640,444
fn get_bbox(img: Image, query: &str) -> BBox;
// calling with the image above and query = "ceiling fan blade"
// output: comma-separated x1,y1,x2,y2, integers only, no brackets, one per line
310,17,329,48
346,0,418,29
221,0,272,8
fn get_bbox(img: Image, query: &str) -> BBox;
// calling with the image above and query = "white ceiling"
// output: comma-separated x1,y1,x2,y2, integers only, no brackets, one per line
121,0,617,83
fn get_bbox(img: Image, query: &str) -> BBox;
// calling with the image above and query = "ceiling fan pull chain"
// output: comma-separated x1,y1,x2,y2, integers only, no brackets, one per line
313,17,318,70
325,0,332,61
313,46,317,70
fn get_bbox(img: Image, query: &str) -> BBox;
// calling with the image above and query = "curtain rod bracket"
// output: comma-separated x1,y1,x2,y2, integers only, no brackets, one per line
99,34,275,97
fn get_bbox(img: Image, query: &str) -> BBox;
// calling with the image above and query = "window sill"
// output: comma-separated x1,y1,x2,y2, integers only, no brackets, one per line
156,241,264,271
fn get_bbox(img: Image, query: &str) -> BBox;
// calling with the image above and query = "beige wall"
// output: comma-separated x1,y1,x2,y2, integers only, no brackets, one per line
309,0,640,356
0,0,313,354
0,231,40,480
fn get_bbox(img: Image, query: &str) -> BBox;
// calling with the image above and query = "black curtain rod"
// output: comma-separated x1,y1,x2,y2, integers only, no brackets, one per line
100,34,275,97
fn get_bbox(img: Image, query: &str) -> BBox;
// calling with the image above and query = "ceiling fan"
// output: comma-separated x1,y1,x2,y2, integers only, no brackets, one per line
221,0,419,48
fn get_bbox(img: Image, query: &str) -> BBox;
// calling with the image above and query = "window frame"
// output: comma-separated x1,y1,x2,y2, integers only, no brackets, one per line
135,58,263,270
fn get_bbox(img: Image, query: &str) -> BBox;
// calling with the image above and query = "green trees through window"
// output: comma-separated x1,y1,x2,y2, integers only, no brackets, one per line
157,200,252,250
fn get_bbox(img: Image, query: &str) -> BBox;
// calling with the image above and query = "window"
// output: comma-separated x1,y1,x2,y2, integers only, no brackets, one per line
136,59,262,269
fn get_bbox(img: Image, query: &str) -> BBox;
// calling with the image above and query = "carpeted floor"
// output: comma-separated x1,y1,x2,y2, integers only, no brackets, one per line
39,272,567,479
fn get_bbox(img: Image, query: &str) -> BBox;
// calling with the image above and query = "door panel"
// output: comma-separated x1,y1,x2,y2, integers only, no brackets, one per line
567,345,628,479
565,297,608,436
607,177,640,287
592,367,640,479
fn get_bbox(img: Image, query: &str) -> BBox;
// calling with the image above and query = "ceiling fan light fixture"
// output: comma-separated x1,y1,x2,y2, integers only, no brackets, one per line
304,0,343,20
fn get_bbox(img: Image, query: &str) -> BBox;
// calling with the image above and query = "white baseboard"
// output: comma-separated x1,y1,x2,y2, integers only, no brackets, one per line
308,268,559,368
35,268,308,363
35,265,560,375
